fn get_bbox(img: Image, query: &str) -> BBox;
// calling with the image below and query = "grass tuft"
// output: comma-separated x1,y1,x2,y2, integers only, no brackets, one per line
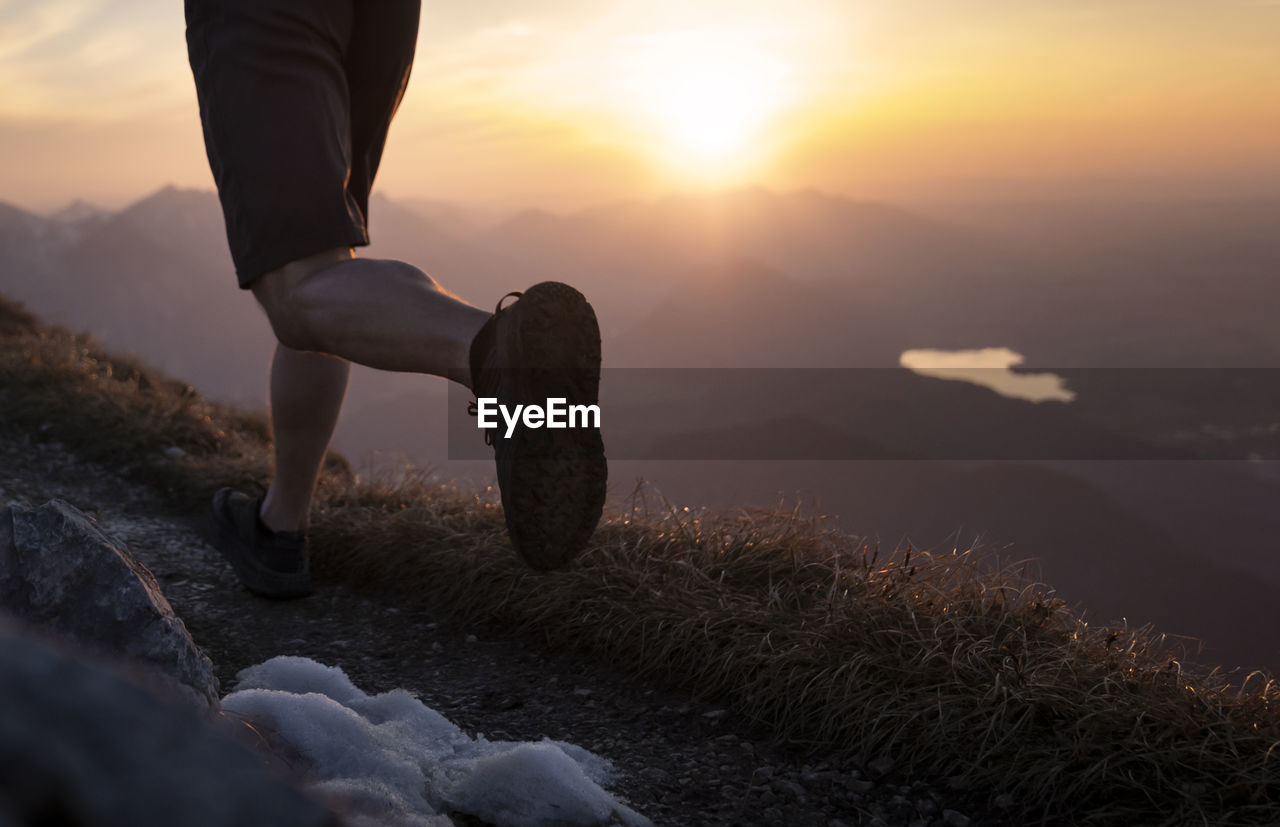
4,293,1280,825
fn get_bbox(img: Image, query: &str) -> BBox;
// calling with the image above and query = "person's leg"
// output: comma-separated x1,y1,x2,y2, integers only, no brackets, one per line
258,344,349,533
191,0,601,582
251,244,488,534
250,247,492,386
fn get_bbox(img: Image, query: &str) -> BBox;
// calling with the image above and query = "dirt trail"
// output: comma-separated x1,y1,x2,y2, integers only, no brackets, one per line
0,417,997,827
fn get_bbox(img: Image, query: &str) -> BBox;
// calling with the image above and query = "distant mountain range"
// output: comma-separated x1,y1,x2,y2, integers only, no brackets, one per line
6,185,1279,379
2,185,1279,669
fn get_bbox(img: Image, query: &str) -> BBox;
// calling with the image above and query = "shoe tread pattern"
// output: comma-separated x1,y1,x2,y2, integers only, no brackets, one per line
500,282,607,570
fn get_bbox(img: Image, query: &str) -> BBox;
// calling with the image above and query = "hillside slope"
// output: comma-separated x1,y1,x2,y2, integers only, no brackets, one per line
5,292,1280,825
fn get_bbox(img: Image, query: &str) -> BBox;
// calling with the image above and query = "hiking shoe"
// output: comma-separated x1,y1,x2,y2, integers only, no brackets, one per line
207,488,313,598
469,282,607,570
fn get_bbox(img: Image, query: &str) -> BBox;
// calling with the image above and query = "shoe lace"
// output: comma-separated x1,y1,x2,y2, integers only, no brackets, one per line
467,291,523,448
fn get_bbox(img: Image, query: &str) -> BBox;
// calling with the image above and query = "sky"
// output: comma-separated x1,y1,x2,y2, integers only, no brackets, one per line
2,0,1279,212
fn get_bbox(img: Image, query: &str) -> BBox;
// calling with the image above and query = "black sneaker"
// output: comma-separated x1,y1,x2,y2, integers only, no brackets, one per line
207,488,313,598
469,282,607,570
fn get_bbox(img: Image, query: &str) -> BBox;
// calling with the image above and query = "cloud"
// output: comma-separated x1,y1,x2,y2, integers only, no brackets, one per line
0,0,189,120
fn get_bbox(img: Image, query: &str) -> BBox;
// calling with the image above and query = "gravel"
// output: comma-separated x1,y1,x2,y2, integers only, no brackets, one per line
0,419,1015,826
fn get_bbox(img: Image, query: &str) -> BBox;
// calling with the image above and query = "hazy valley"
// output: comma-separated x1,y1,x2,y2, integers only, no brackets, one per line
3,185,1278,669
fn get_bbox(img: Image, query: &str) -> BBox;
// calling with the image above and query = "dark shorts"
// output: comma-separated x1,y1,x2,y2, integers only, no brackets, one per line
185,0,419,287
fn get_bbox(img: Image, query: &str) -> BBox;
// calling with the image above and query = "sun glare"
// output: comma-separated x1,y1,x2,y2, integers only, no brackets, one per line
617,32,791,173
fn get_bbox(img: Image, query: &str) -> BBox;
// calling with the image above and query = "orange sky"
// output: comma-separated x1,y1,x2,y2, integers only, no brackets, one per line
1,1,1279,211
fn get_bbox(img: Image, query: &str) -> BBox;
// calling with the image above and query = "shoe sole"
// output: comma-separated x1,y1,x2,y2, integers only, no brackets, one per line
502,282,607,570
207,494,314,599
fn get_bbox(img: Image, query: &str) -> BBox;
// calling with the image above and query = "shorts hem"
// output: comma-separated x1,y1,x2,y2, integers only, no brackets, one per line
235,230,370,289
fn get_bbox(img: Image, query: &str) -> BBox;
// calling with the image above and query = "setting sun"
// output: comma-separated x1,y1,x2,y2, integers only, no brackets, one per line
613,31,793,174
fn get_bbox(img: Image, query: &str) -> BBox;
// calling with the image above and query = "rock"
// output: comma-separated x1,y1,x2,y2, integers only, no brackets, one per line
638,767,672,785
867,756,895,777
943,809,972,827
0,622,337,826
0,499,218,711
803,768,834,785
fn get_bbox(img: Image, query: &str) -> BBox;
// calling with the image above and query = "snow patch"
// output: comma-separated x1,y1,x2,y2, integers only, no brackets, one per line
222,656,649,827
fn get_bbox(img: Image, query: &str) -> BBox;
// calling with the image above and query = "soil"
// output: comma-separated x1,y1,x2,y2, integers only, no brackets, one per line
0,417,1015,827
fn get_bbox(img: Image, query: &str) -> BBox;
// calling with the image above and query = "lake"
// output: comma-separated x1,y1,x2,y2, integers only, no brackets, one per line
899,347,1074,403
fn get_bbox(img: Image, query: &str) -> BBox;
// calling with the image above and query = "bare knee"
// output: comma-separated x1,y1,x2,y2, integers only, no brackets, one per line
252,273,312,351
250,248,353,351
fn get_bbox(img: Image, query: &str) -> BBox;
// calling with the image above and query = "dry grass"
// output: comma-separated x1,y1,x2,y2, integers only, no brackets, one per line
314,478,1280,825
0,297,349,504
4,293,1280,825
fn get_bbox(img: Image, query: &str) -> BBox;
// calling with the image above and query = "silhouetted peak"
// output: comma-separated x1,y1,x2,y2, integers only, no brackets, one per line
49,199,108,225
500,206,564,230
124,185,217,213
0,200,45,232
111,187,222,240
698,258,792,292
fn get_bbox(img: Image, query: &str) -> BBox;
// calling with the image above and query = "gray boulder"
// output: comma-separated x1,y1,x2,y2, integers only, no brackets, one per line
0,621,339,827
0,499,219,711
